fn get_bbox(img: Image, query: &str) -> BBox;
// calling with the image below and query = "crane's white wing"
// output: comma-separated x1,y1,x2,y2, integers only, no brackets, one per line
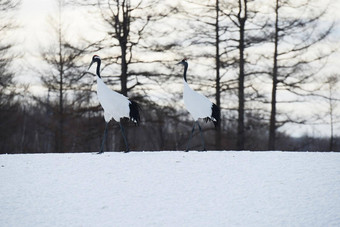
183,81,212,121
97,77,130,122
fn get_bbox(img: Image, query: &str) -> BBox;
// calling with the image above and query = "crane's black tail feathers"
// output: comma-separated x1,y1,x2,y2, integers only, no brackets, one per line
129,100,141,125
203,103,220,127
211,103,220,128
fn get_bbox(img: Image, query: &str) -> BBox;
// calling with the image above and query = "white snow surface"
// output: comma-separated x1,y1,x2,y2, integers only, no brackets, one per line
1,151,340,227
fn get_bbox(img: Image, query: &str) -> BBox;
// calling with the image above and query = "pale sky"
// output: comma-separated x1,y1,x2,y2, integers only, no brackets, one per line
18,0,90,57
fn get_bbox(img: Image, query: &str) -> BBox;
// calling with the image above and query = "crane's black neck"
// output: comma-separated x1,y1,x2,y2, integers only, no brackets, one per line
95,59,101,78
183,62,188,82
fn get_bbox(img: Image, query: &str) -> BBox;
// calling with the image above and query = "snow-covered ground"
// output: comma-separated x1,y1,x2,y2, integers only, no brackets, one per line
1,151,340,227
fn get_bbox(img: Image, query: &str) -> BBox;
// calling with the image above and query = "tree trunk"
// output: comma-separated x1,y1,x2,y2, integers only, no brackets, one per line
237,0,247,151
121,44,128,96
329,108,334,151
329,84,334,151
118,2,130,151
268,0,279,151
215,0,222,149
58,7,64,153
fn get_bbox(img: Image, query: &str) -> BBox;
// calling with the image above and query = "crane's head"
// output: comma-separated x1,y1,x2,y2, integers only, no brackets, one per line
88,55,101,70
177,58,188,67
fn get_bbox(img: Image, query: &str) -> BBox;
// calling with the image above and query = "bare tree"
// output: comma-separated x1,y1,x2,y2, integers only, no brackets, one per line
74,0,177,97
36,0,95,152
235,0,247,150
323,75,339,151
267,0,334,150
0,0,20,153
219,0,269,150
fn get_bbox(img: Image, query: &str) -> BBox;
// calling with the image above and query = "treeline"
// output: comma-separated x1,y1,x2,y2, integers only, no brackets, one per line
2,102,339,153
0,0,339,153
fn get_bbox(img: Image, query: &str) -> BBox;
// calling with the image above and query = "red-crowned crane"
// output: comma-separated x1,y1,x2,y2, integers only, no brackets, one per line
88,55,140,153
177,59,220,152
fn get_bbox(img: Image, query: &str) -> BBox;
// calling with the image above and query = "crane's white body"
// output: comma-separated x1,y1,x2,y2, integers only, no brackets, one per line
178,59,220,151
96,76,130,123
88,55,139,153
183,79,213,121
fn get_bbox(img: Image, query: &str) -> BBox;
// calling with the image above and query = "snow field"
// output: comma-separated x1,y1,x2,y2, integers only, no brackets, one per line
1,151,340,227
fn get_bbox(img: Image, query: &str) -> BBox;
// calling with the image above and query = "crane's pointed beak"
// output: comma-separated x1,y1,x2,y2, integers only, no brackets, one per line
176,61,182,65
88,60,94,70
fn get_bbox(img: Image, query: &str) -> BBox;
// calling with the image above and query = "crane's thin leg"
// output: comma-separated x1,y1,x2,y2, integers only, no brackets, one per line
119,122,130,153
98,122,109,154
197,122,207,151
185,122,196,152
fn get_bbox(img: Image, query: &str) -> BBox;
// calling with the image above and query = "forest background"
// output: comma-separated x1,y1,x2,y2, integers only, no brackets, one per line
1,0,339,153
